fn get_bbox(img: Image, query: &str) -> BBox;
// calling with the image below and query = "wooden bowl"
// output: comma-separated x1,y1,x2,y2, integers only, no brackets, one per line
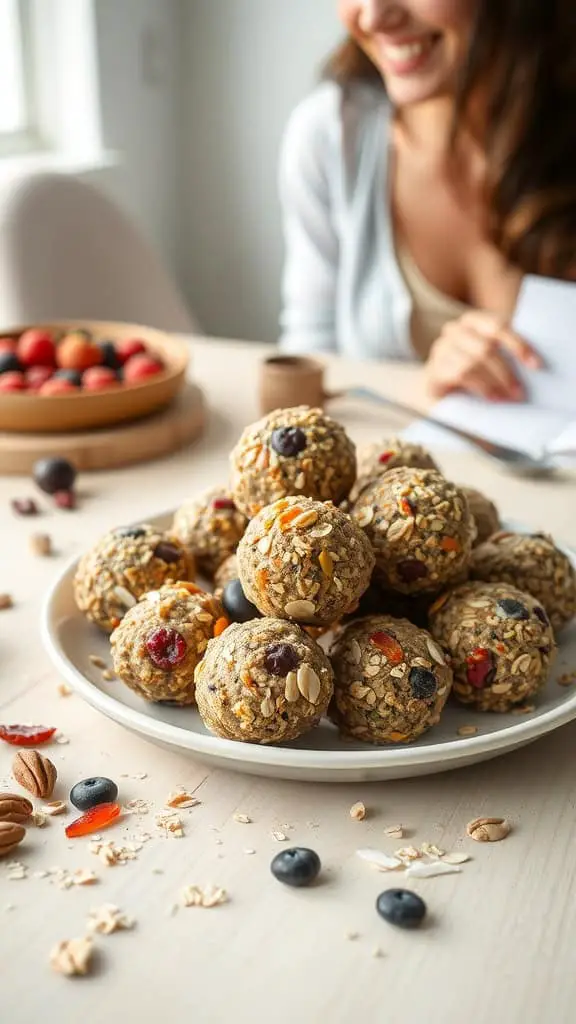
0,320,189,433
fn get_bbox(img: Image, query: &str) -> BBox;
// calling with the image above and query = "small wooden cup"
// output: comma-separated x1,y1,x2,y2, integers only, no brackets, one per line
259,356,327,415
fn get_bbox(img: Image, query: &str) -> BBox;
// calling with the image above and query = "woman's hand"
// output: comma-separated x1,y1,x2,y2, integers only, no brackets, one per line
426,310,543,401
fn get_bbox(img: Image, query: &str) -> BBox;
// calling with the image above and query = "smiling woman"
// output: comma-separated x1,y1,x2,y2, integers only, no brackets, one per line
278,0,576,403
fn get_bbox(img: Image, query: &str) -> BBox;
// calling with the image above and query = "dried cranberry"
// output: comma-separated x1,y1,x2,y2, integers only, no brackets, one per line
397,559,428,583
378,451,393,464
496,598,529,620
270,427,307,457
534,605,549,626
146,628,187,669
212,497,236,511
11,498,39,516
54,490,76,510
264,643,299,676
409,667,437,700
466,648,496,689
154,541,182,564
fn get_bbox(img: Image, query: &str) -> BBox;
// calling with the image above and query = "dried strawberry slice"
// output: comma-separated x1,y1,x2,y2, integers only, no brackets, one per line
370,631,404,665
466,648,496,689
378,451,394,465
0,724,56,746
65,802,121,838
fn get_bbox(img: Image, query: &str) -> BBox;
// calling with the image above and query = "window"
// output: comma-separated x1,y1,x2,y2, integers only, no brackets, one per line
0,0,36,153
0,0,104,165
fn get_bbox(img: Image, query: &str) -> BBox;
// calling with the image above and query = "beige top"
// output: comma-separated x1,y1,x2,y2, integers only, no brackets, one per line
398,244,471,359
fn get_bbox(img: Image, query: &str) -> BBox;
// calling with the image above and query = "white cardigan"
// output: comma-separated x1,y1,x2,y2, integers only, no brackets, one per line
279,80,417,360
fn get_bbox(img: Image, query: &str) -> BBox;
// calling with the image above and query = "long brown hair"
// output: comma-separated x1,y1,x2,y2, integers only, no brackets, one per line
324,2,576,278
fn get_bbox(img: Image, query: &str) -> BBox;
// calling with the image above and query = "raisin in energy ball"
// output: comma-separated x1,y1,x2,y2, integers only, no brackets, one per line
470,532,576,632
237,496,375,626
352,468,474,595
461,486,500,546
195,618,334,744
429,581,556,711
111,583,227,704
329,615,452,744
351,438,439,501
172,488,247,579
74,524,194,632
230,406,356,517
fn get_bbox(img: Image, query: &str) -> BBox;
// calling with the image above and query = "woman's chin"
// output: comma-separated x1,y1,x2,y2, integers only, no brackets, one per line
382,69,454,107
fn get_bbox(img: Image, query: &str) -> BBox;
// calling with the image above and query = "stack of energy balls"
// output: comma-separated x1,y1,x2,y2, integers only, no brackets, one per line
73,405,576,747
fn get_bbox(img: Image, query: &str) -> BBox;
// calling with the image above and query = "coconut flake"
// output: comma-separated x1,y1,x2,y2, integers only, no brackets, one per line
405,860,462,879
356,848,403,871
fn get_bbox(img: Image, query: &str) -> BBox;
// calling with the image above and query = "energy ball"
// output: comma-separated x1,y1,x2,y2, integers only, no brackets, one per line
470,532,576,633
237,496,375,626
74,524,194,632
195,618,334,744
461,486,500,546
172,489,248,579
352,468,474,595
111,582,227,705
429,581,556,712
329,615,452,744
230,406,356,517
351,438,438,501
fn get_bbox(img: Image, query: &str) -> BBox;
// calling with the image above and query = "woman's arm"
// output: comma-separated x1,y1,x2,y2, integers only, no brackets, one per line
278,87,340,354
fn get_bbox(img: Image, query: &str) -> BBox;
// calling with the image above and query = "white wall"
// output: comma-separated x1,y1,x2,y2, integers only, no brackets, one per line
92,0,181,268
177,0,342,341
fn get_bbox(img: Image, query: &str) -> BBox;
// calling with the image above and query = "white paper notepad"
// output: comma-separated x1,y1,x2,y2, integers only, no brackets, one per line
405,275,576,462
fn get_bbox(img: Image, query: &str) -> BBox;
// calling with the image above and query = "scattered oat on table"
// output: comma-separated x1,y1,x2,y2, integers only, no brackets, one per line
457,725,478,737
88,904,134,934
233,812,252,824
356,848,403,872
156,813,184,837
349,801,366,821
166,791,199,809
181,884,228,908
271,830,288,842
30,533,52,557
384,824,404,839
50,937,94,977
89,655,107,669
57,683,72,697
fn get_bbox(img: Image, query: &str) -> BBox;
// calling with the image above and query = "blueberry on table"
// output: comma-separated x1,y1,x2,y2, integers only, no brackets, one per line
221,579,261,623
376,889,427,929
270,426,307,457
70,776,119,811
33,457,77,495
271,847,321,887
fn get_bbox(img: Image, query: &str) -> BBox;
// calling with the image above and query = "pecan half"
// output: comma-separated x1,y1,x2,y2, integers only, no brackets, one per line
13,749,57,798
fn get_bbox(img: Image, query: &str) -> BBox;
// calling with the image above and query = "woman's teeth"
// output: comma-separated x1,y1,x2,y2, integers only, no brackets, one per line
383,40,430,61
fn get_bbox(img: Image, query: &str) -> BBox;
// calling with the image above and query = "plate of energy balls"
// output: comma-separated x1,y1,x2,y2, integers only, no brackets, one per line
43,405,576,782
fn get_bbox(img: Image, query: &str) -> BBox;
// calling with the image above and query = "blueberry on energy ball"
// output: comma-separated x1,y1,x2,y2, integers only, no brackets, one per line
33,456,77,495
496,598,529,620
221,578,261,623
376,889,427,929
409,666,438,700
270,426,307,457
271,847,321,888
70,777,119,811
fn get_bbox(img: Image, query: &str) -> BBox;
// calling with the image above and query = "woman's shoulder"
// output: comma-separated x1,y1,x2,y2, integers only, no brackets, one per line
282,80,389,163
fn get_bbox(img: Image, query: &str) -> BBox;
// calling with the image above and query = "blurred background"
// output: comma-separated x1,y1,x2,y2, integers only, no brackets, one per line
0,0,342,342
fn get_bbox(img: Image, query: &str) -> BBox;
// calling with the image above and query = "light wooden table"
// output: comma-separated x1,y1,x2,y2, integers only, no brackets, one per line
2,339,576,1024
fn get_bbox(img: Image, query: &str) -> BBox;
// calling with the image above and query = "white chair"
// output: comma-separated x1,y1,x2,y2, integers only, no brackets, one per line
0,172,196,332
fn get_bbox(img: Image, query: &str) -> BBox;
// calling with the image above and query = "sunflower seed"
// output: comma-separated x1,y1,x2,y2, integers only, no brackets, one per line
387,518,414,543
426,638,446,665
284,600,316,620
114,585,136,609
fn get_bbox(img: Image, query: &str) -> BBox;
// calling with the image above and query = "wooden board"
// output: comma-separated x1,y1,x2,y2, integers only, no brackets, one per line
0,381,205,473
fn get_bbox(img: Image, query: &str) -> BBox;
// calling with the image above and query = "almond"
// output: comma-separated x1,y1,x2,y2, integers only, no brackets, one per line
0,792,33,824
13,749,57,799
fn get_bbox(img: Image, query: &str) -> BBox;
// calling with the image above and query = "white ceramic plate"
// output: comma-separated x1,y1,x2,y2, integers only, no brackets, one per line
42,514,576,782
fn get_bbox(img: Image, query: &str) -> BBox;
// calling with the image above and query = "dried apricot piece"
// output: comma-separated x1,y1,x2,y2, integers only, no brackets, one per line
65,802,121,838
370,631,404,665
213,616,229,638
440,537,460,553
278,508,303,531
